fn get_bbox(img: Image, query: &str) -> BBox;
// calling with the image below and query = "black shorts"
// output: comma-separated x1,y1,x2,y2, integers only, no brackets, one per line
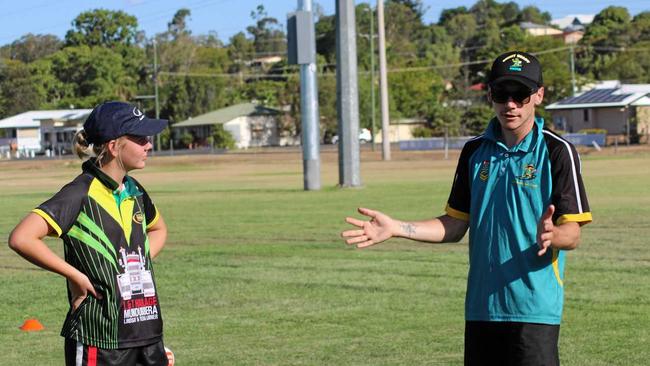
64,338,168,366
464,321,560,366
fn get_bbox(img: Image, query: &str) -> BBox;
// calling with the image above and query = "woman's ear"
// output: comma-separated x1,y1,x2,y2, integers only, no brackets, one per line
106,139,121,158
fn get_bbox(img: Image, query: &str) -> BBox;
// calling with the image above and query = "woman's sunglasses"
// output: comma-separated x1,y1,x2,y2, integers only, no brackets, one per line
125,135,153,146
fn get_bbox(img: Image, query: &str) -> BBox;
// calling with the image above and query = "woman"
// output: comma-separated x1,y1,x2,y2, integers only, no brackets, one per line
9,101,170,366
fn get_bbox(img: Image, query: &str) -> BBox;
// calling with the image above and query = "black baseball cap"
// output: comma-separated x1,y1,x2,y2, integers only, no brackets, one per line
488,51,543,91
84,101,168,145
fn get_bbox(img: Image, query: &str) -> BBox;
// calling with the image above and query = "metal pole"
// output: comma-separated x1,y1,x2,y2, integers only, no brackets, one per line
298,0,321,190
369,6,376,151
377,0,391,160
626,107,630,146
570,46,577,95
336,0,361,187
153,39,161,151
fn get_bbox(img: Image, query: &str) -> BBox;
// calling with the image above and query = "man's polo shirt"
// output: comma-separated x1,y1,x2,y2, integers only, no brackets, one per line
446,117,592,325
32,159,163,348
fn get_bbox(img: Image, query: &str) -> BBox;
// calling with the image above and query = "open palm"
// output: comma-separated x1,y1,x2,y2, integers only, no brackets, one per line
342,207,397,248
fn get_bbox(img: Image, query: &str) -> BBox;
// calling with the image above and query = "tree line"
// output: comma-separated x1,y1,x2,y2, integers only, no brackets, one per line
1,0,649,146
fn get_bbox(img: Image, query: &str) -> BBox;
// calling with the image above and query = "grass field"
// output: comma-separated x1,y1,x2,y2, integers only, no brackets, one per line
1,147,649,365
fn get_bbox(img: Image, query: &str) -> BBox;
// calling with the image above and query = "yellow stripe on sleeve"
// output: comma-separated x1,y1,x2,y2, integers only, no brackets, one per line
557,212,592,226
445,204,470,222
146,207,160,229
32,208,63,237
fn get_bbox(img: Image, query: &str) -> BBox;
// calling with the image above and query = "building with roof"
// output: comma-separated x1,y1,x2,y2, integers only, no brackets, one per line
172,103,285,149
550,14,594,44
551,15,594,31
545,81,650,143
0,109,92,156
520,22,563,37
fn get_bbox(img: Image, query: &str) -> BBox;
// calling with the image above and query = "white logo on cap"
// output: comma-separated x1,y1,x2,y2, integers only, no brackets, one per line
133,107,145,121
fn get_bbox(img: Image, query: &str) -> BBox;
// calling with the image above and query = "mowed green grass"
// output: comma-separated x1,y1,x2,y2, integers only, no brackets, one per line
0,149,649,365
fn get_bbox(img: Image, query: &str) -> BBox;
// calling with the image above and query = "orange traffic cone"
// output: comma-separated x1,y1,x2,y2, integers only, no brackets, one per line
19,318,44,331
165,346,175,366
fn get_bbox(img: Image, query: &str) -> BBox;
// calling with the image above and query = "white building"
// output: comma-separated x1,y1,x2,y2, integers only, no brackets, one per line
173,103,284,149
0,109,92,156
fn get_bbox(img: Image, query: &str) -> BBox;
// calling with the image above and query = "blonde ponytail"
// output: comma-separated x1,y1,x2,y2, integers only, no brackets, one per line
73,130,109,166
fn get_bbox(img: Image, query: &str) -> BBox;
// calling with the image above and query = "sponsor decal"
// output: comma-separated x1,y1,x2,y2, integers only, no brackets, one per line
117,247,159,324
123,297,159,324
132,107,145,121
479,160,490,181
133,211,144,224
518,164,537,180
503,53,530,72
513,163,538,188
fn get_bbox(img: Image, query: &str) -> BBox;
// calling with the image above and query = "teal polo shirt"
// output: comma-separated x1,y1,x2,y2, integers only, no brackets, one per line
446,117,592,325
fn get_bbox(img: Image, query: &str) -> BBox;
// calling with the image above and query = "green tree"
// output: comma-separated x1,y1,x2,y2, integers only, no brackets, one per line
211,124,236,149
246,5,285,55
3,34,61,63
227,32,255,73
463,103,493,135
518,6,552,25
48,46,133,107
0,60,45,116
65,9,139,48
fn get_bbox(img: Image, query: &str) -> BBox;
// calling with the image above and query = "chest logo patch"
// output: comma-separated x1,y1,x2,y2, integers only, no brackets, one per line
479,160,490,181
133,212,144,224
518,164,537,180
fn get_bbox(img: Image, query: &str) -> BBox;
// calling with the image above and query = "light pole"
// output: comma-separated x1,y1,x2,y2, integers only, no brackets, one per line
153,39,161,152
377,0,390,160
362,6,377,151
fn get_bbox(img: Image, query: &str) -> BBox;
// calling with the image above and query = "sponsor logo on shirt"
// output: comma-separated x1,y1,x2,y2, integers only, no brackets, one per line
479,160,490,181
514,163,538,188
133,212,144,224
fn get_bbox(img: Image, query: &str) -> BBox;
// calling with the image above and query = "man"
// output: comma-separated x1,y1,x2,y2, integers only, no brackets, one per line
342,51,592,365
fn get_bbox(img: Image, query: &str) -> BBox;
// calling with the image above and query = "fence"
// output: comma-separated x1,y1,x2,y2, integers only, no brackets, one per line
399,133,607,151
562,133,606,147
399,137,476,151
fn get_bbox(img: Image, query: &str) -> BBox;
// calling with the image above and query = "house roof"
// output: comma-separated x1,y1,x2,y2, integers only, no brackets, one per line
546,84,650,110
173,103,282,128
520,22,553,29
551,15,594,29
0,109,92,129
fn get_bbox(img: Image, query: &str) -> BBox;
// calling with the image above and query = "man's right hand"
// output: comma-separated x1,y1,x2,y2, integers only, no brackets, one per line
342,207,397,248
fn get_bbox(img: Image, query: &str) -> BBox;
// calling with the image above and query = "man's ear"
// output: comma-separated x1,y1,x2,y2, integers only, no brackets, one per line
534,86,545,105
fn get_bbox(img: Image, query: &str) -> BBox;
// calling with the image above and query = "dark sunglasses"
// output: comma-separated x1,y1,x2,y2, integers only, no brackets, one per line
490,88,536,105
125,135,153,145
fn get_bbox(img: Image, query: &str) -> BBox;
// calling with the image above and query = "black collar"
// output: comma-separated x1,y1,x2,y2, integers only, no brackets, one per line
82,158,120,191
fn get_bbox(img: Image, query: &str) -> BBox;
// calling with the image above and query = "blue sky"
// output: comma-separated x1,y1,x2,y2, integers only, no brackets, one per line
0,0,648,46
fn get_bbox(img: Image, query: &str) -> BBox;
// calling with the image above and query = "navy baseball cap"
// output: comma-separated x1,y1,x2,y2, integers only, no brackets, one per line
488,51,543,91
84,101,168,145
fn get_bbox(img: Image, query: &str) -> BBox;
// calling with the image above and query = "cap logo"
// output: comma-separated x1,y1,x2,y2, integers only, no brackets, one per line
502,53,530,72
133,107,145,121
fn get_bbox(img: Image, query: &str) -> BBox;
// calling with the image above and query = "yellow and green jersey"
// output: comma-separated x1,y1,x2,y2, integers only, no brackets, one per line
33,159,163,349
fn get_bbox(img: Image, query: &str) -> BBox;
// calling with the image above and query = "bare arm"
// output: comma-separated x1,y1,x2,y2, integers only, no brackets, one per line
342,207,469,248
537,204,582,256
147,215,167,259
8,213,100,308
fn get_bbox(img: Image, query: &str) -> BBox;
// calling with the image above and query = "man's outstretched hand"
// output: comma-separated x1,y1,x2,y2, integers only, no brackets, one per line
342,207,397,249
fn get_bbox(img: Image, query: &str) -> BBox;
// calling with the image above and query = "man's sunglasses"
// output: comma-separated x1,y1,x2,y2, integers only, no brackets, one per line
489,88,536,105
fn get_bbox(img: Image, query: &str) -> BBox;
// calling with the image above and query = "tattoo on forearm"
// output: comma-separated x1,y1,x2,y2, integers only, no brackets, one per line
400,222,416,238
